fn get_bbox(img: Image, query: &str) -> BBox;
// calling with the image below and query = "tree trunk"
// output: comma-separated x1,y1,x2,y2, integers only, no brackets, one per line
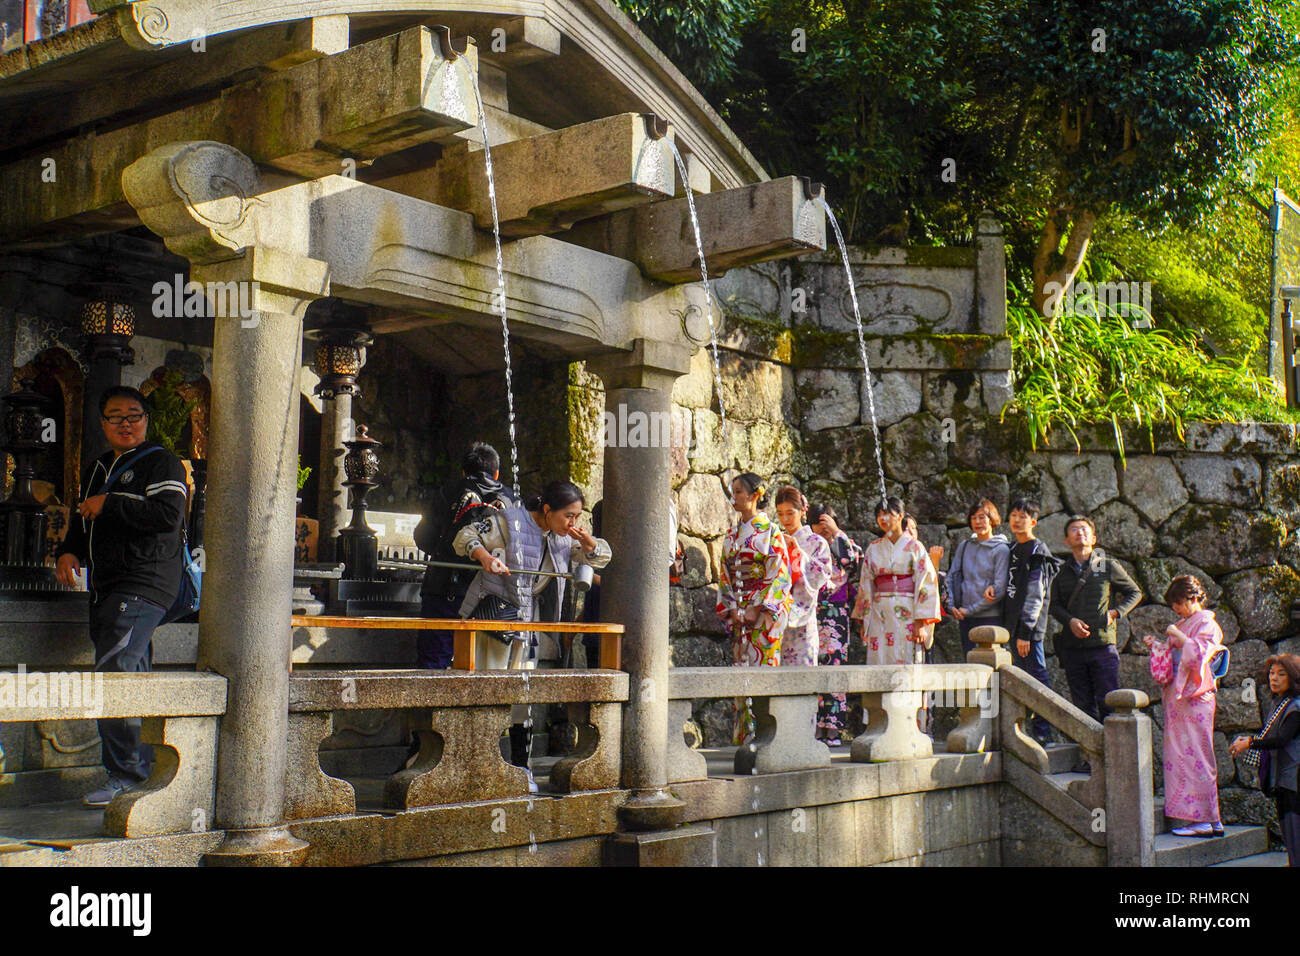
1031,207,1098,318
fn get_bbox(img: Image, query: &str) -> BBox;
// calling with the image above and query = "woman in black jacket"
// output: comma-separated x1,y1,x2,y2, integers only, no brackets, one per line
1230,654,1300,865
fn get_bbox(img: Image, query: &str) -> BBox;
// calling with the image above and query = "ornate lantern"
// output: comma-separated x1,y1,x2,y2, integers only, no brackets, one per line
79,286,137,365
336,424,382,580
307,328,372,400
0,378,64,594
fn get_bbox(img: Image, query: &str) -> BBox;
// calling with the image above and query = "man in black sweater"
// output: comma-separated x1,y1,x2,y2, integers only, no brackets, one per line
412,442,515,669
1049,514,1142,732
55,386,188,807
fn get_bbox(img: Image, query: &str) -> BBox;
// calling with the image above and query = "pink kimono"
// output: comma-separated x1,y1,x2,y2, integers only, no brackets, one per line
780,525,834,667
1151,609,1224,824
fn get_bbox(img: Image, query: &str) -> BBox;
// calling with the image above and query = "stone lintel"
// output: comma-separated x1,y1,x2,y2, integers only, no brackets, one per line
590,338,694,391
480,16,563,69
565,175,826,283
0,27,475,246
0,671,226,722
191,247,331,318
288,669,629,711
264,15,351,70
377,112,676,238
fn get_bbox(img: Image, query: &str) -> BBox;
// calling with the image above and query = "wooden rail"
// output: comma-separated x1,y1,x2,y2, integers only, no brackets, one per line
290,616,624,670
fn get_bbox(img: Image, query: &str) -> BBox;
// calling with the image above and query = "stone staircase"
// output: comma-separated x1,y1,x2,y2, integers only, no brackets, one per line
1039,742,1282,867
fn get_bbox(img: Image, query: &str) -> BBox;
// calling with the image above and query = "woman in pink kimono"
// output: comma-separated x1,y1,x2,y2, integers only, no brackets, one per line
1143,575,1224,837
717,473,793,745
774,486,833,667
852,497,941,665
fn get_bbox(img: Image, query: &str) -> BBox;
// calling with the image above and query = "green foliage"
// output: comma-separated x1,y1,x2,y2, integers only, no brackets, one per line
296,455,311,492
1005,284,1296,459
145,371,195,458
613,0,761,90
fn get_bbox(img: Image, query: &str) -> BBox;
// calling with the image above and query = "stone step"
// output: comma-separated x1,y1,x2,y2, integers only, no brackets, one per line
0,765,102,808
1154,826,1268,867
1043,742,1080,774
1209,851,1289,867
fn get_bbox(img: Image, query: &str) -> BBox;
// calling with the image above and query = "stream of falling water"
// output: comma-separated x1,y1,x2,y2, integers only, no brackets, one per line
663,141,728,440
460,62,521,499
817,198,889,505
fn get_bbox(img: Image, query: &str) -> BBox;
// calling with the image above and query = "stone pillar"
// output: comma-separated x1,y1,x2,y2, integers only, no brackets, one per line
121,142,329,862
316,392,351,561
974,210,1006,336
1103,689,1155,867
194,254,327,865
591,340,692,834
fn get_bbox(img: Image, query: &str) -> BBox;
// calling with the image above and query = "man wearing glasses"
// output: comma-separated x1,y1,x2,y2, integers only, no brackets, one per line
54,386,189,807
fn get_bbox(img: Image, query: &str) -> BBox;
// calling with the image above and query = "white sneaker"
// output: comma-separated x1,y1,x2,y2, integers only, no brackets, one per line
83,776,132,807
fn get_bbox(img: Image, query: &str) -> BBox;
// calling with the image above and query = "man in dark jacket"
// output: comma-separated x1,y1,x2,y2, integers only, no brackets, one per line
1049,514,1142,731
999,499,1062,743
55,386,188,807
412,442,514,668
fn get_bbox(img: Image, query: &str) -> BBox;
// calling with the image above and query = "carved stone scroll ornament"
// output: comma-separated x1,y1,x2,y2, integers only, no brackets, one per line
121,142,263,264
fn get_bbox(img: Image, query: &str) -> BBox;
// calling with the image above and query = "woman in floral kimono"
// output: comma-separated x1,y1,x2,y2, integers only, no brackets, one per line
774,486,833,667
1143,575,1224,837
717,472,793,744
811,504,862,744
852,497,941,665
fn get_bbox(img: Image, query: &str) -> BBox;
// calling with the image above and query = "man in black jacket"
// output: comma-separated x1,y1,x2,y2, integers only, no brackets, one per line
412,442,515,668
55,386,188,807
1049,514,1142,730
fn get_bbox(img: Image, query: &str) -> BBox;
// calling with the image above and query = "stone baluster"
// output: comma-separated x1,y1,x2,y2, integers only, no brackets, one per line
735,693,830,774
1103,689,1154,867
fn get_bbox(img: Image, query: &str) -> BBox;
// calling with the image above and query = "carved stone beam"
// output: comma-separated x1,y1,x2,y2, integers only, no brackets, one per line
0,26,475,246
564,175,827,283
480,16,563,68
377,112,677,238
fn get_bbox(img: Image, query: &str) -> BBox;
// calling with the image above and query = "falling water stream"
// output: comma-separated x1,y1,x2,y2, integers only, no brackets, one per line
460,62,521,499
817,198,889,505
663,140,729,439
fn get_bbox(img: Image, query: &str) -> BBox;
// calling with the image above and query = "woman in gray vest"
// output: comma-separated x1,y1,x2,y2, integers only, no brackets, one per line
1230,654,1300,865
453,480,612,789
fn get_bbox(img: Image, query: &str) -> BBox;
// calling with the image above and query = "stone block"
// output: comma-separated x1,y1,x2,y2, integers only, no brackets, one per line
1263,459,1300,528
982,370,1015,414
1119,456,1188,525
688,586,727,637
922,370,983,418
1218,788,1277,827
854,793,898,865
767,806,819,866
747,421,797,476
797,368,859,431
716,356,795,423
677,533,711,587
1049,453,1119,513
689,407,748,474
384,705,529,808
550,701,621,792
950,413,1022,474
908,470,1008,526
665,699,708,783
1090,499,1156,560
880,413,949,480
671,349,715,410
712,813,768,866
1007,462,1063,516
676,473,732,538
1125,604,1178,652
103,715,218,839
1157,504,1285,575
604,824,717,867
815,802,860,866
1221,566,1300,642
862,370,923,428
735,695,831,775
669,634,729,667
1134,557,1222,609
283,711,356,821
1033,512,1074,555
1173,454,1263,509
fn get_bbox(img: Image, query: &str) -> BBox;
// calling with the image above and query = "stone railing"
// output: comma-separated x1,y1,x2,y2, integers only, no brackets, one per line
666,663,995,782
284,669,629,819
966,626,1154,867
0,670,226,838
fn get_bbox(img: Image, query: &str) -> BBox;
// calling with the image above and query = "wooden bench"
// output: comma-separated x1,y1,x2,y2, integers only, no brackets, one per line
289,616,624,670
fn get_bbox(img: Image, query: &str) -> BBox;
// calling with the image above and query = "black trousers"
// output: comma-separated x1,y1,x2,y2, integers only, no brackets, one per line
90,593,167,783
1057,643,1120,723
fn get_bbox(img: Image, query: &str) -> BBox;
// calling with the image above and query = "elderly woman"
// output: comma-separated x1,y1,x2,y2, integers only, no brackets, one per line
853,497,941,665
1230,654,1300,865
455,479,611,788
717,472,793,745
810,504,862,745
774,486,833,668
1143,575,1224,838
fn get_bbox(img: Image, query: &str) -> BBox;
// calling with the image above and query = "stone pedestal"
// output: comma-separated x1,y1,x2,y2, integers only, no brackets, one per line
1104,688,1155,867
604,823,717,867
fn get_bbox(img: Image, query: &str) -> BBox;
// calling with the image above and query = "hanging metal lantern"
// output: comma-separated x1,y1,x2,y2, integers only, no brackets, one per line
306,328,372,400
79,288,137,364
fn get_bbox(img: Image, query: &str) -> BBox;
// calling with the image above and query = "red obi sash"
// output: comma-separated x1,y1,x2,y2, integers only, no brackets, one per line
874,573,914,594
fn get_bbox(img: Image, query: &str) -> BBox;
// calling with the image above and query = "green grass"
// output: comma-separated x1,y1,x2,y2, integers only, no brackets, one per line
1004,285,1298,459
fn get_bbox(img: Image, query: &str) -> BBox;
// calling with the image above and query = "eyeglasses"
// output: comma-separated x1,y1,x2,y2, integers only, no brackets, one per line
102,413,146,425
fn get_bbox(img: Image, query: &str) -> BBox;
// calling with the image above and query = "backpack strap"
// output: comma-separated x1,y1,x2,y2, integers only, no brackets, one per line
101,446,165,494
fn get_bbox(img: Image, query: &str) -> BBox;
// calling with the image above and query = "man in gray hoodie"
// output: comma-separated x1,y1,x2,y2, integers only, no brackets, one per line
944,499,1011,656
